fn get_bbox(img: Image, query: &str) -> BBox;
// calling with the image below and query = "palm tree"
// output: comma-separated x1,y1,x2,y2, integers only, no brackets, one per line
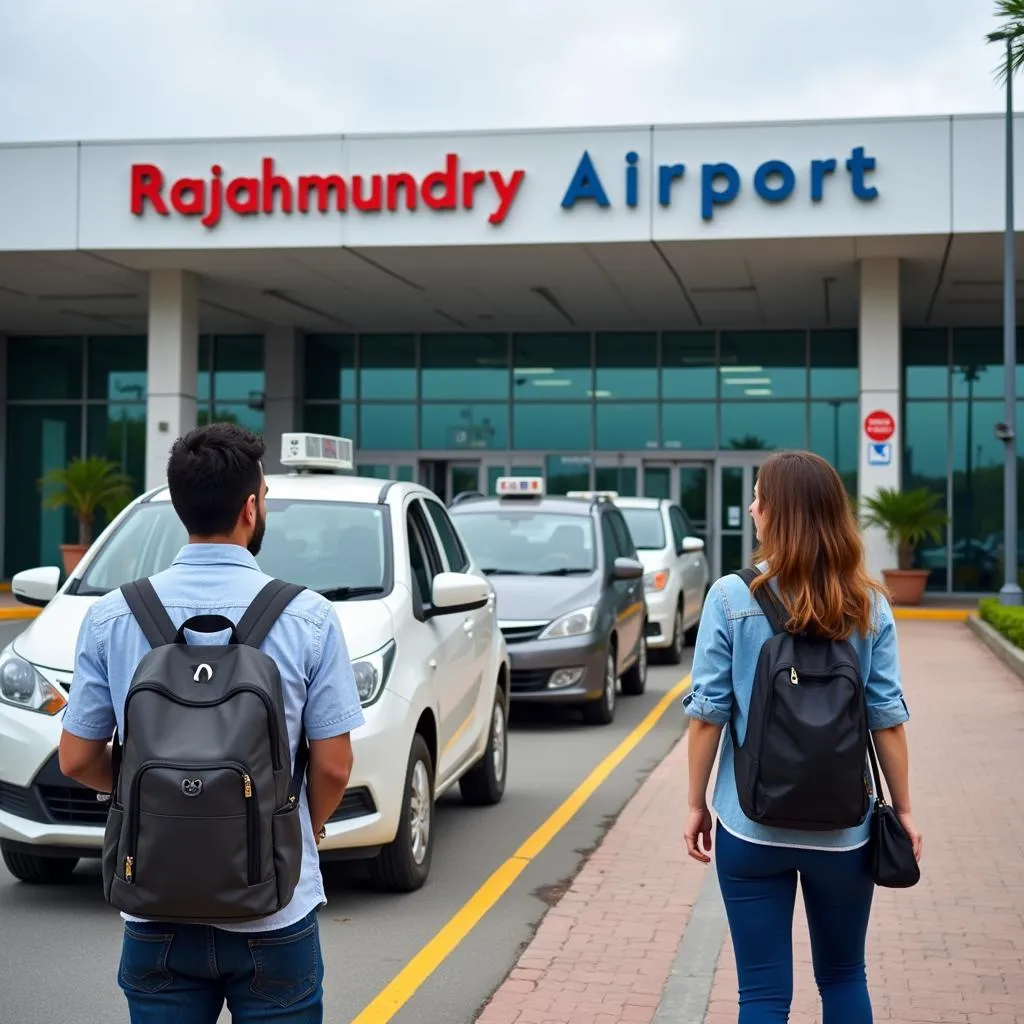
990,2,1024,80
40,456,134,547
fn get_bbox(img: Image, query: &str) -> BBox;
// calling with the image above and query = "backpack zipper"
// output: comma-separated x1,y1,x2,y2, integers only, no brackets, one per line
124,759,260,888
122,684,282,771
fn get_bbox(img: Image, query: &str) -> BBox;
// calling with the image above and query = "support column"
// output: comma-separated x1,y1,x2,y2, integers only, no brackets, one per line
262,327,303,472
858,257,902,582
145,271,198,490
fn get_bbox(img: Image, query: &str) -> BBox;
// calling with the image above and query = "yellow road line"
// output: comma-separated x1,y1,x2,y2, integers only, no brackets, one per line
892,607,972,621
0,607,39,620
350,673,693,1024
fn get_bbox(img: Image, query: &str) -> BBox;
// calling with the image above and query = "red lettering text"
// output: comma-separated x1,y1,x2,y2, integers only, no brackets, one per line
131,164,168,216
298,175,347,213
386,172,418,212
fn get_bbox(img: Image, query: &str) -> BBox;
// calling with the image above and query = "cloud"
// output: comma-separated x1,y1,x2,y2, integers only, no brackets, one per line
0,0,1008,143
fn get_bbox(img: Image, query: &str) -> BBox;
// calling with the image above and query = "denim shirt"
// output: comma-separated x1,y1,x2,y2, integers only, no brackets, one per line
62,543,365,932
682,569,910,851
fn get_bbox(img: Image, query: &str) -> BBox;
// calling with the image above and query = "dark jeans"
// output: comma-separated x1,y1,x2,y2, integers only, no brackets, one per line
715,823,875,1023
117,911,323,1023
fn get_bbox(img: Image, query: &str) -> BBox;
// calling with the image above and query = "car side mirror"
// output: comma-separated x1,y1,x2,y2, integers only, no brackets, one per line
682,536,705,553
612,557,644,581
12,566,61,608
428,571,490,617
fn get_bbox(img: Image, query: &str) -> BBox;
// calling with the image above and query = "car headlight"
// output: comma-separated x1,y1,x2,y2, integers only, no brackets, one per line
0,647,67,716
351,639,396,707
644,570,670,593
538,606,597,640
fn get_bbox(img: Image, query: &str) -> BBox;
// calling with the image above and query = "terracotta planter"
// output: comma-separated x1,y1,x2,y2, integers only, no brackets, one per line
59,543,89,575
881,569,931,606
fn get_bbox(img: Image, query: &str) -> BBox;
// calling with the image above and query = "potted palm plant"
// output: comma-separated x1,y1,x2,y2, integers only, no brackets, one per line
861,487,949,605
40,456,134,574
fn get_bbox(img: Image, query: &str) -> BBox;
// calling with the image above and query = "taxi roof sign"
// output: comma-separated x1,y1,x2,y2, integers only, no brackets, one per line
495,476,544,497
280,432,354,472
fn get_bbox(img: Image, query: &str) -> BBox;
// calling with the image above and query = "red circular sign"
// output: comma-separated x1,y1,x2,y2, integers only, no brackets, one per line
864,410,895,442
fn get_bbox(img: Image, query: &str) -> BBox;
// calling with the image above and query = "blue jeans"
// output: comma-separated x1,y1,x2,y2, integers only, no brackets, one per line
117,911,323,1023
715,823,874,1023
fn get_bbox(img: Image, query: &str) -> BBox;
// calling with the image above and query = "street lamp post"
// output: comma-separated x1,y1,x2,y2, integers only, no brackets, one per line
989,26,1023,604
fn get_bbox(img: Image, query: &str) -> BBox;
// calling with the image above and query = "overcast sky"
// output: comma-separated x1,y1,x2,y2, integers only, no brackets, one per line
0,0,1011,143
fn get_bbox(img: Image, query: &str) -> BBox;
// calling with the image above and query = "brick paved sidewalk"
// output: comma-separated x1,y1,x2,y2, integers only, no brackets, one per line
475,621,1024,1024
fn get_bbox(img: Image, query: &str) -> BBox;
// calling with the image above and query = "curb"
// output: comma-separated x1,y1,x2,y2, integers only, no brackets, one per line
0,606,39,621
966,613,1024,685
891,607,972,621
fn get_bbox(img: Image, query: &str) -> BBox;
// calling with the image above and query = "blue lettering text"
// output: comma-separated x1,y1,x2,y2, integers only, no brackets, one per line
561,150,610,208
701,162,740,220
846,145,878,200
811,158,836,201
658,163,685,206
625,151,639,208
753,160,796,203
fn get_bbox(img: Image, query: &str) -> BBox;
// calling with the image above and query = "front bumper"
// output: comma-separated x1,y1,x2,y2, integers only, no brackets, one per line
503,632,607,704
0,688,416,861
643,587,677,649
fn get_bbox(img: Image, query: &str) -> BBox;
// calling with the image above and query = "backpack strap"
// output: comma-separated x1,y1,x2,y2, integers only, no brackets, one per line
732,567,790,635
235,579,306,649
121,579,178,648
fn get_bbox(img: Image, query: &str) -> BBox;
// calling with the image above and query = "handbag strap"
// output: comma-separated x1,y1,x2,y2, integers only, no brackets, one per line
867,734,889,808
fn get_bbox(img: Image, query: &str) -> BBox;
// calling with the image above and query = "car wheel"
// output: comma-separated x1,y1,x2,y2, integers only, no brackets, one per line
621,633,648,695
661,604,685,665
1,842,78,884
459,687,508,806
369,734,434,892
583,647,617,725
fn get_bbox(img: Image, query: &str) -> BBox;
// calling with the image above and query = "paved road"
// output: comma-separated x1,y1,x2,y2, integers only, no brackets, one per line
0,614,691,1024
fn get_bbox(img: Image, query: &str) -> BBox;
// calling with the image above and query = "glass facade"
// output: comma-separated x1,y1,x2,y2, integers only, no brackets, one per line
4,334,263,576
902,327,1024,594
302,330,859,477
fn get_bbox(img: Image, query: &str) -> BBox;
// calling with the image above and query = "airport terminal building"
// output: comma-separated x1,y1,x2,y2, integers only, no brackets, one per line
0,112,1022,592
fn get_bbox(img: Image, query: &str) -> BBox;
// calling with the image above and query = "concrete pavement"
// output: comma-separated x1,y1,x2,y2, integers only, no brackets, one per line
476,620,1024,1024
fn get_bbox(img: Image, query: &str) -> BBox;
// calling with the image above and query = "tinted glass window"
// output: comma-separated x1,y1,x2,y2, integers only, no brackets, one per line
423,498,470,572
720,330,806,399
88,336,147,400
670,507,688,549
662,332,716,399
78,500,388,596
609,512,637,558
9,337,83,400
619,507,666,550
512,333,591,399
421,334,508,399
453,509,595,575
361,335,416,399
407,505,440,606
601,515,619,564
595,333,657,398
304,334,355,401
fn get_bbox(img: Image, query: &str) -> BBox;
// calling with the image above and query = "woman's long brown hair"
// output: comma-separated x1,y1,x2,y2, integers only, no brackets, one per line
750,450,888,640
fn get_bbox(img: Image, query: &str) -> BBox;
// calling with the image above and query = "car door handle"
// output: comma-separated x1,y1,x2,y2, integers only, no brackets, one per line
429,658,437,670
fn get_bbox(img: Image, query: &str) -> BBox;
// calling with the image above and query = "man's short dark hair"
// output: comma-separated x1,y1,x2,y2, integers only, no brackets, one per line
166,423,266,537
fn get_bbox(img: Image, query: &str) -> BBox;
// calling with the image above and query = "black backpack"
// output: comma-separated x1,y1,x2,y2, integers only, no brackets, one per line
101,577,308,922
731,568,870,831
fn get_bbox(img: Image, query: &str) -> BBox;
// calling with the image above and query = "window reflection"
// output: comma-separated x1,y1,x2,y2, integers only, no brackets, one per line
88,337,147,400
903,328,948,399
421,404,508,450
595,466,638,496
9,337,83,400
303,403,356,441
721,403,805,450
903,401,948,590
720,331,806,400
512,333,591,399
595,333,657,398
810,330,858,398
662,403,716,450
809,401,858,496
213,335,264,402
361,335,416,400
514,404,591,449
421,334,508,400
546,455,591,495
595,404,657,450
304,334,355,401
662,332,716,399
360,404,416,449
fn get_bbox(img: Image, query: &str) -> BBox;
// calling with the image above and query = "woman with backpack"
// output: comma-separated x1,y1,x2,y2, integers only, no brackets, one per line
683,449,922,1023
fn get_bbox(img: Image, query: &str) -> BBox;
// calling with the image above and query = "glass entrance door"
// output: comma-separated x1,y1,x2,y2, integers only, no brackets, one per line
593,459,641,496
714,457,766,578
642,463,712,546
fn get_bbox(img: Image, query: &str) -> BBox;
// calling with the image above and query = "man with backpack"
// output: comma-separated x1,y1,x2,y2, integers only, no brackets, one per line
58,422,364,1023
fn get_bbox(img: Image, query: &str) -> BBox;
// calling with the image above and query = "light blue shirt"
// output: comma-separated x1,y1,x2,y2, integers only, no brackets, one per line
62,543,365,932
682,570,910,851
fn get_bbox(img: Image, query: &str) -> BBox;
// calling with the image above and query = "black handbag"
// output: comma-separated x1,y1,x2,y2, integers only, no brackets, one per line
867,736,921,888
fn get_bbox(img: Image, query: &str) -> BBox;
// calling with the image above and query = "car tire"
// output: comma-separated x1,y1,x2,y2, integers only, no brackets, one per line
583,647,617,725
1,843,78,884
661,604,685,666
459,687,508,806
369,733,434,893
621,633,648,695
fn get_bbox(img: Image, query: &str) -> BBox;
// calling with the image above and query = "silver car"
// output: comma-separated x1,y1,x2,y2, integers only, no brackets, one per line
449,481,647,726
615,497,710,665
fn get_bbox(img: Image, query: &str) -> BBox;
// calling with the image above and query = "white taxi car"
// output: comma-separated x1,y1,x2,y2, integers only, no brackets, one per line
0,434,510,893
614,497,710,664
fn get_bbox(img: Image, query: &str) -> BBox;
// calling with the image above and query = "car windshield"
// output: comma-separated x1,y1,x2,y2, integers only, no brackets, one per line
75,499,388,597
619,508,666,550
453,509,596,575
